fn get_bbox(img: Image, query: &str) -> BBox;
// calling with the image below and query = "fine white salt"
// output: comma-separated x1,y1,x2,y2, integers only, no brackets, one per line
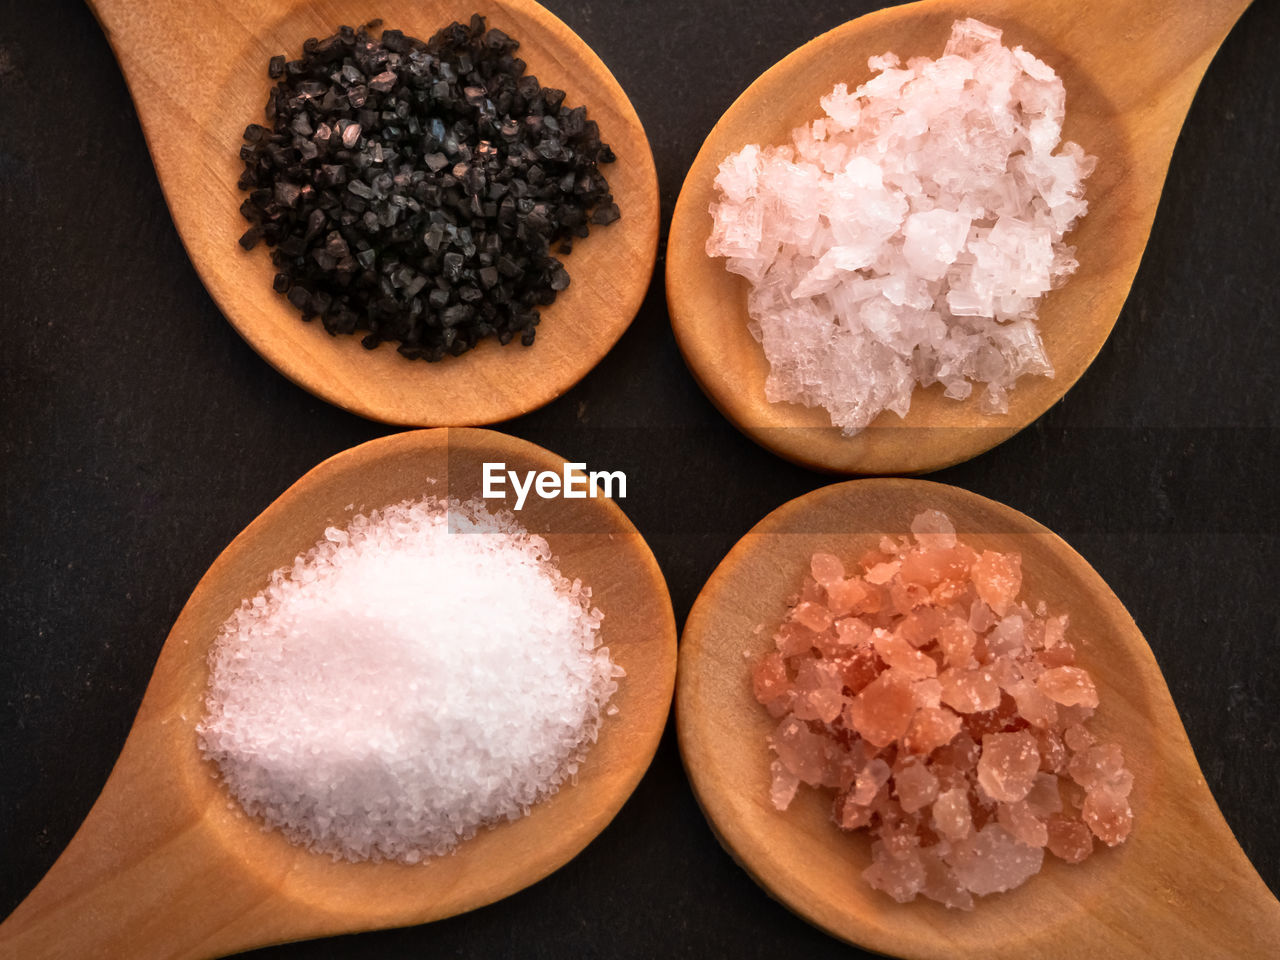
197,496,621,863
707,18,1096,434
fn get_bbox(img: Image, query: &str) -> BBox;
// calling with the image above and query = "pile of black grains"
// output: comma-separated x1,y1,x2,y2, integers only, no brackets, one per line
237,15,620,360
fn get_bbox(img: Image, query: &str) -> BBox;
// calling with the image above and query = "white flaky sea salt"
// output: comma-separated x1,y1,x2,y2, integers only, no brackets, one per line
707,19,1096,434
197,496,621,863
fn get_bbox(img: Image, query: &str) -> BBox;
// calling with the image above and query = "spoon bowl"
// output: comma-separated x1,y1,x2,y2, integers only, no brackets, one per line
87,0,659,426
676,478,1279,958
667,0,1251,474
0,428,677,960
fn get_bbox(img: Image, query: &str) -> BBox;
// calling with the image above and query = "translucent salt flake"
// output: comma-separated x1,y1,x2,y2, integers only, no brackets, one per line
971,550,1022,616
707,19,1093,435
895,759,940,813
1082,783,1133,846
1046,815,1094,863
948,824,1044,896
939,667,1001,713
977,731,1040,802
849,669,918,746
932,786,973,843
751,509,1132,909
811,552,845,586
1037,665,1099,707
864,842,927,903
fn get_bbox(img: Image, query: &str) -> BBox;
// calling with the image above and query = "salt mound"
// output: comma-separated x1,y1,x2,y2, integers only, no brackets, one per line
198,497,620,863
707,19,1096,434
753,510,1133,909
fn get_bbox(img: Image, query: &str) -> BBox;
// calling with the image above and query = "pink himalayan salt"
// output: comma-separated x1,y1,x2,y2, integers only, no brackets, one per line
976,731,1040,802
753,509,1133,909
1038,665,1100,707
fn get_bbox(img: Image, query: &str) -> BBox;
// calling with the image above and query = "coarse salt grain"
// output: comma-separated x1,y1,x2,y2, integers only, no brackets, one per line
707,19,1096,434
197,496,621,863
752,510,1132,908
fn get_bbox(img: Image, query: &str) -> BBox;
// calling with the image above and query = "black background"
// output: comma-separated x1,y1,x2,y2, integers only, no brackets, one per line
1,1,1277,957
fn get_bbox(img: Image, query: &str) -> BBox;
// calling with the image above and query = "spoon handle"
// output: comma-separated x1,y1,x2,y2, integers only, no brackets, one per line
0,691,285,960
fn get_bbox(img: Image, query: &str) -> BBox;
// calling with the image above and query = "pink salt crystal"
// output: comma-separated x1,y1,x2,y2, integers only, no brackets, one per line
754,512,1133,909
932,786,973,842
898,606,947,648
1035,729,1067,773
849,669,918,747
838,649,881,695
1082,784,1133,846
895,759,940,813
920,847,975,911
971,550,1022,616
937,617,978,668
865,560,900,585
1037,643,1077,668
752,650,790,705
968,600,997,634
997,800,1049,848
889,579,932,613
1006,679,1059,730
902,705,964,755
1023,773,1063,817
899,545,972,588
827,577,873,616
793,600,834,634
772,717,829,784
986,614,1027,657
873,629,938,680
1068,742,1129,792
1037,666,1099,707
774,620,815,657
836,792,874,829
770,759,801,811
939,666,1001,713
977,731,1041,802
1043,614,1069,648
910,509,958,550
1063,722,1094,752
852,758,893,806
835,616,873,648
912,677,943,709
810,552,845,587
1046,815,1094,863
948,824,1044,896
864,841,927,903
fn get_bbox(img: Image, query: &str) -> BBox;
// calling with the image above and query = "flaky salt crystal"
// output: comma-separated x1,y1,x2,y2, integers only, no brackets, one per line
708,19,1093,434
751,509,1132,909
977,731,1040,802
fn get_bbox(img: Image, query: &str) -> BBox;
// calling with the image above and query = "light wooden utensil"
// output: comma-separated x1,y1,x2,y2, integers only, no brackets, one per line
0,428,676,960
86,0,659,426
676,478,1280,959
667,0,1252,474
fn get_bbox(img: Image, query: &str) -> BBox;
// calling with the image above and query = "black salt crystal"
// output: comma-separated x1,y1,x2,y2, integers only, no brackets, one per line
236,15,619,360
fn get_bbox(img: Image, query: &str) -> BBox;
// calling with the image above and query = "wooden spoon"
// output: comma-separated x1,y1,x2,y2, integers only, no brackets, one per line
0,427,676,960
86,0,659,427
667,0,1251,474
676,478,1280,959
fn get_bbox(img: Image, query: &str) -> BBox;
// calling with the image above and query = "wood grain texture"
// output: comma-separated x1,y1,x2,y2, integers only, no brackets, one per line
666,0,1252,474
85,0,660,427
0,428,676,960
676,478,1280,959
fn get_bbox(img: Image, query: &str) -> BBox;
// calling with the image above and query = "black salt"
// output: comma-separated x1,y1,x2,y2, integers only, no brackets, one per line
237,15,619,361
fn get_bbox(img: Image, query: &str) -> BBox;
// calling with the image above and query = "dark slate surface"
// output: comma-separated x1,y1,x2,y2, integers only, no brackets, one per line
1,1,1276,957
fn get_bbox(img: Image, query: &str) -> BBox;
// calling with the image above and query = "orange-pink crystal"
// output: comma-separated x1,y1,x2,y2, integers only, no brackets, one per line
752,511,1133,909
